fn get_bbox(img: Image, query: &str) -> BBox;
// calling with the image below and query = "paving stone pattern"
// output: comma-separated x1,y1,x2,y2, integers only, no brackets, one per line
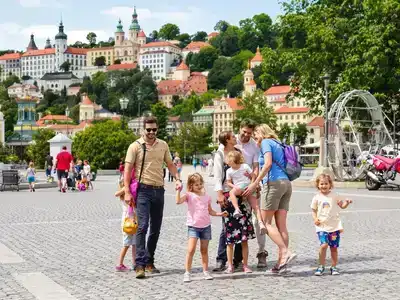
0,175,399,300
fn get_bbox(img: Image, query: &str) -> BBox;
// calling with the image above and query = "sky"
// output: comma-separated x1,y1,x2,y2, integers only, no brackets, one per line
0,0,283,51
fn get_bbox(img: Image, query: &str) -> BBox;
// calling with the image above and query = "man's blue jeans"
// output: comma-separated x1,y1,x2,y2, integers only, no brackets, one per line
135,185,165,268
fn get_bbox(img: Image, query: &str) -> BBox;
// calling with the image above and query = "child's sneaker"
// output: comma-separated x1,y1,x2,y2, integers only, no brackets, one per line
224,265,234,274
330,266,340,275
115,264,130,272
183,271,191,283
203,271,213,280
243,265,253,273
130,265,136,271
314,266,325,276
233,209,243,218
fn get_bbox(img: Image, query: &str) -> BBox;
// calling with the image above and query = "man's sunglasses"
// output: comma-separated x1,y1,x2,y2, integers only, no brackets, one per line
146,128,158,132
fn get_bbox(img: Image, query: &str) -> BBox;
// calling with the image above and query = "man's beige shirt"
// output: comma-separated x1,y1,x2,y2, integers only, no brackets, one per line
125,137,172,186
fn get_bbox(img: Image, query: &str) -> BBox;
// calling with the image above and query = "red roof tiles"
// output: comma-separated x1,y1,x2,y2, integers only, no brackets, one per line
183,41,209,51
0,53,21,60
226,98,242,110
65,47,88,55
265,85,291,95
138,30,146,38
274,106,310,114
208,32,219,38
22,48,55,57
307,116,324,127
157,75,208,96
141,41,180,49
107,63,137,71
36,115,73,126
176,61,189,71
81,94,94,105
251,47,263,62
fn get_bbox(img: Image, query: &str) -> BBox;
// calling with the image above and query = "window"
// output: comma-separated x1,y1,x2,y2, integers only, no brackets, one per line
291,115,294,120
310,138,314,144
310,128,314,134
285,115,288,120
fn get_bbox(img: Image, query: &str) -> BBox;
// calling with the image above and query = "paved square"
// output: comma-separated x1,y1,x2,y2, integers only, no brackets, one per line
0,175,399,300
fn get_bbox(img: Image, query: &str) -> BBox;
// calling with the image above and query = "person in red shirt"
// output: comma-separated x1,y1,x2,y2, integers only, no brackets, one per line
54,146,74,192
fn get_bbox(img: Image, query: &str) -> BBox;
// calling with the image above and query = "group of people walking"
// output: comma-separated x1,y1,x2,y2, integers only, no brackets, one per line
116,116,352,281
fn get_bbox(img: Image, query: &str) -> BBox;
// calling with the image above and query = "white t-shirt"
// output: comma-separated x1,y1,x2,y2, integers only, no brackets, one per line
310,192,343,233
226,164,252,188
236,136,259,168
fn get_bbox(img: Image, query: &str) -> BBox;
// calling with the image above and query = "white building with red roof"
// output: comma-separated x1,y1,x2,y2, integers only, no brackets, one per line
206,32,219,41
157,61,208,108
139,41,182,81
0,52,21,81
212,96,243,143
8,83,43,99
182,41,210,58
306,116,324,145
250,46,263,68
79,93,120,123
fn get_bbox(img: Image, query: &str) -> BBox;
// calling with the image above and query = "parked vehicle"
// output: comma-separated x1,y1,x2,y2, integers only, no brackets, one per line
364,154,400,190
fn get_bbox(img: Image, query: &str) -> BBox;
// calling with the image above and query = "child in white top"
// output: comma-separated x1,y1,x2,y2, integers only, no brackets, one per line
311,174,352,276
83,160,93,190
26,162,36,192
226,151,265,232
176,173,227,283
114,181,136,272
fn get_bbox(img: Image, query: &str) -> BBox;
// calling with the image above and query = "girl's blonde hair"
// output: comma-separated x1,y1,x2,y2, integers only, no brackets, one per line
315,174,334,189
255,124,279,140
187,172,204,192
29,162,34,168
226,151,244,165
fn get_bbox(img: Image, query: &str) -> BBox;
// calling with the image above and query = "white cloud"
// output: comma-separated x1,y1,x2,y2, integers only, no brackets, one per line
19,0,64,8
101,6,211,34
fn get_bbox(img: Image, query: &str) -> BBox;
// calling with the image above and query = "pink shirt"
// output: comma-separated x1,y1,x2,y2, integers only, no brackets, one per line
186,192,211,228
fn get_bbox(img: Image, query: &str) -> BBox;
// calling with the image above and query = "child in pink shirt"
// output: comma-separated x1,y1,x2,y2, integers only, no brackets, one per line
176,173,228,283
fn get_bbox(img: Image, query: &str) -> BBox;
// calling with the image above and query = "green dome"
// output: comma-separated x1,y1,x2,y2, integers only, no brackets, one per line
55,22,67,40
129,22,140,31
116,19,124,33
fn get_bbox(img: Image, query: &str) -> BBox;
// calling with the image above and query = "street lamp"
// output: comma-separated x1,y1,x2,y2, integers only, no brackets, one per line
322,73,330,167
65,107,70,137
119,97,129,128
137,89,142,131
392,101,398,149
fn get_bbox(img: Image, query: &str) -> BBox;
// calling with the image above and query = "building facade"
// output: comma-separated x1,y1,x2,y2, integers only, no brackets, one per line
182,41,209,58
243,67,257,96
0,111,4,145
250,47,263,68
139,41,182,81
86,47,114,66
39,72,82,93
193,106,214,127
212,97,241,144
0,53,21,81
114,7,146,64
306,116,324,145
13,96,40,143
8,83,43,99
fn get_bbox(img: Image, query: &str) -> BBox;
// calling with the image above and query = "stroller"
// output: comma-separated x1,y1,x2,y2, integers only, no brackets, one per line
67,171,77,191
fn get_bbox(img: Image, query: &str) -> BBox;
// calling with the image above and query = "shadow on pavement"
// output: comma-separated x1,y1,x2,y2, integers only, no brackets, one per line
284,268,390,278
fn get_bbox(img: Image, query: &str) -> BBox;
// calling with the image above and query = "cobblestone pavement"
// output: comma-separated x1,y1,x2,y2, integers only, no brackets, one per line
0,174,399,300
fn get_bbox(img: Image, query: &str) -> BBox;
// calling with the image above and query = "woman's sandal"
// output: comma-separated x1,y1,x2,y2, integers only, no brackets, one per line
259,221,267,235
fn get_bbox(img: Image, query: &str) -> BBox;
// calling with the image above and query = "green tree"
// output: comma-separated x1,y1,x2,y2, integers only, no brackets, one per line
0,93,17,137
73,120,136,169
150,30,158,40
191,31,208,42
159,23,180,40
86,32,97,45
278,123,292,141
170,123,212,161
59,61,71,72
227,74,244,97
177,33,191,48
186,46,219,71
234,90,277,130
26,128,56,168
151,102,169,140
210,25,240,56
114,59,121,64
292,123,308,145
94,56,106,66
2,75,20,88
214,20,230,33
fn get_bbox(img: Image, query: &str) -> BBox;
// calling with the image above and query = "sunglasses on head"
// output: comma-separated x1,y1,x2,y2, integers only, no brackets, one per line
145,128,158,133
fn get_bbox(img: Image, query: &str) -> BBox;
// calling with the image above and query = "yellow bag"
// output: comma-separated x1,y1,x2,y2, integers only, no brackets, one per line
123,205,138,235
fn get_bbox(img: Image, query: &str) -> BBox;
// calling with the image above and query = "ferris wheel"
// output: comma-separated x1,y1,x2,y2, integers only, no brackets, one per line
327,90,393,181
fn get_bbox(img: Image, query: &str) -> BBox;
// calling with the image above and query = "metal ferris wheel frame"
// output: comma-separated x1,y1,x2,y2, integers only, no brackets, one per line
327,90,393,181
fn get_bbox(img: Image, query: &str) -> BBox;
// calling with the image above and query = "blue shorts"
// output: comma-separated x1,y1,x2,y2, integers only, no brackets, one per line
122,232,136,247
188,225,212,240
27,176,35,183
317,231,341,248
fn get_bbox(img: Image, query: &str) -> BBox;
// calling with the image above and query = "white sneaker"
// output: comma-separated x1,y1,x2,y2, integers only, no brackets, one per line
183,271,191,283
233,209,243,218
203,271,213,280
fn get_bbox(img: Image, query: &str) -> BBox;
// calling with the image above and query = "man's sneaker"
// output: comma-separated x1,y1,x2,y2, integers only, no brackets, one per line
315,266,325,276
183,272,191,283
145,264,160,274
330,266,340,275
203,271,213,280
256,251,268,268
212,261,226,272
115,264,130,272
233,209,243,218
135,267,145,279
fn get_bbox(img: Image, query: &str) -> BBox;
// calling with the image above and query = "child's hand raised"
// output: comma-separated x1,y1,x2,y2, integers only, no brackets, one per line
220,211,229,217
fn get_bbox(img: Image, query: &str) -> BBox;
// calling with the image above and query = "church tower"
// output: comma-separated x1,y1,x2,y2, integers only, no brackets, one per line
55,21,68,70
45,37,52,49
27,34,38,51
243,60,257,96
129,6,141,42
115,19,125,46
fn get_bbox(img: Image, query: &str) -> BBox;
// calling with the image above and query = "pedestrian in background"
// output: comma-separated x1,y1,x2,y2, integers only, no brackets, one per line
26,161,36,192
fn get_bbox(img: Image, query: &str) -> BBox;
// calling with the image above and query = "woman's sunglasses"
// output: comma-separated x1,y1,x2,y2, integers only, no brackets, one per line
145,128,158,133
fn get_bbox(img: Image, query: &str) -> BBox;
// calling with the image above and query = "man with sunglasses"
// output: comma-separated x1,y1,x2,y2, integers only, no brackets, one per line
124,116,182,279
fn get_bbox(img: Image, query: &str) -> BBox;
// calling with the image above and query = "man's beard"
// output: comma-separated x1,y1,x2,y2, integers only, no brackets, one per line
241,135,250,143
